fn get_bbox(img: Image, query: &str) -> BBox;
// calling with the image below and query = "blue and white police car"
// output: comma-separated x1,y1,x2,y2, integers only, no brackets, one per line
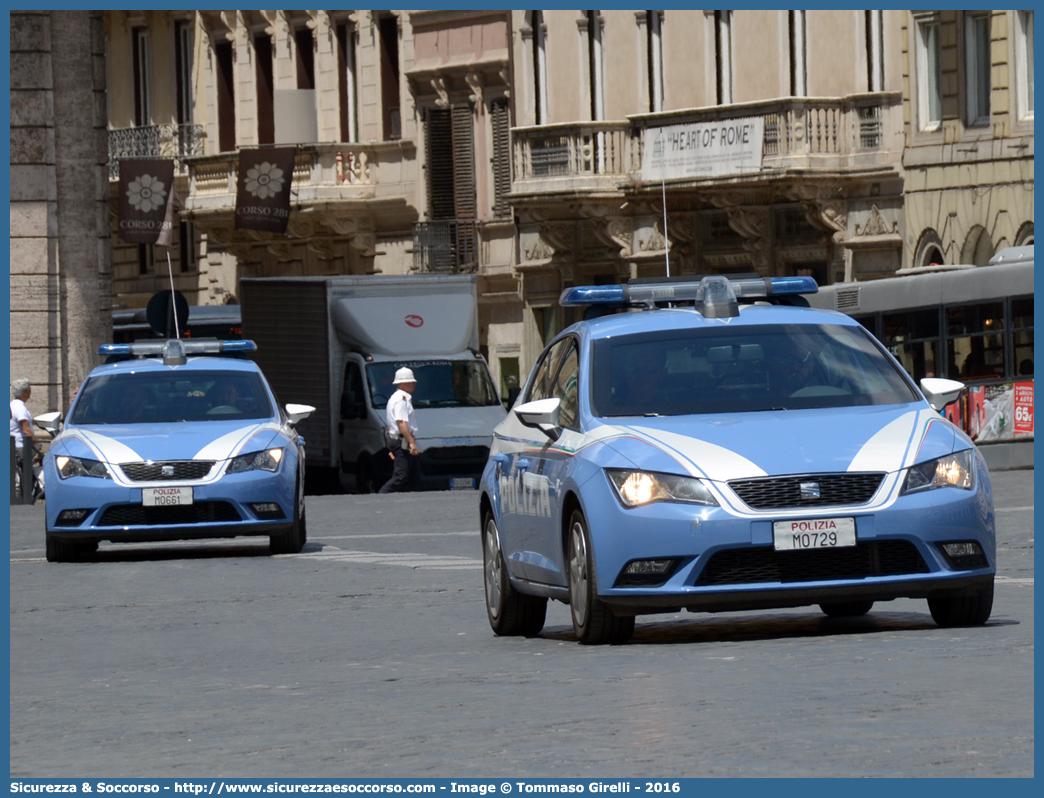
479,275,995,644
40,339,314,562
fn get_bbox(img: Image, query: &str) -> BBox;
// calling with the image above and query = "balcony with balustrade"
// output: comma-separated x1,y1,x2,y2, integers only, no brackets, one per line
510,92,903,201
108,124,207,180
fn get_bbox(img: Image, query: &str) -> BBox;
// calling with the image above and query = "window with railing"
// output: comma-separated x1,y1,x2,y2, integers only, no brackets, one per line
413,220,477,273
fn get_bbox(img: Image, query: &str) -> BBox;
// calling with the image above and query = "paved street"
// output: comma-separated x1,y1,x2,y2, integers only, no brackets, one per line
9,471,1033,777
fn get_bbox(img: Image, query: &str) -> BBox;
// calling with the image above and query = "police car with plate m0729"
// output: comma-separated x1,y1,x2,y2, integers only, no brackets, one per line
478,275,995,645
39,338,315,562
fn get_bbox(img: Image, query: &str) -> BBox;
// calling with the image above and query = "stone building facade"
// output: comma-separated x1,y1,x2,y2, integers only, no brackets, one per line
9,10,1033,411
900,10,1034,269
10,10,112,417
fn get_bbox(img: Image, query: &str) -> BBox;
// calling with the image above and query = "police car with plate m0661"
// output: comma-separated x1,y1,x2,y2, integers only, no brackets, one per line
40,338,315,562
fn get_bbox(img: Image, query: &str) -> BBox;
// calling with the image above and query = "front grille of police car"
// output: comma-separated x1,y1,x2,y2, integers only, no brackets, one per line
120,461,216,481
695,540,929,586
98,501,241,526
728,472,885,510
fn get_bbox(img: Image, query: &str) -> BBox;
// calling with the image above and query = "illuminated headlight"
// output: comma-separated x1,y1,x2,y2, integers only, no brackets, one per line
606,469,718,508
228,448,284,474
901,449,975,494
54,455,111,480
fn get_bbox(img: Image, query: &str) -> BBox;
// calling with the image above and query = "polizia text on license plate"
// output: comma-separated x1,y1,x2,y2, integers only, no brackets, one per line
773,517,856,551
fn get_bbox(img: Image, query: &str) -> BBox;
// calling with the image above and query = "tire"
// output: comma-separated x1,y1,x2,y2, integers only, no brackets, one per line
482,511,547,636
46,535,96,563
819,600,874,617
928,580,994,627
566,510,635,645
270,477,306,555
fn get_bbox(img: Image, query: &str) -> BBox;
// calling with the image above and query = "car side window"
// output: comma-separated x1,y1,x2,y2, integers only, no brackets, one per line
527,339,570,402
551,343,580,430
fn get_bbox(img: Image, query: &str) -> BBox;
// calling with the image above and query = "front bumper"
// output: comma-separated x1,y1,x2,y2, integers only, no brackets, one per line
44,466,295,543
579,472,996,616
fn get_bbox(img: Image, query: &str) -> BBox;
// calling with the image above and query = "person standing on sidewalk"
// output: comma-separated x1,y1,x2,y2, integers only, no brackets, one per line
379,367,422,493
10,379,35,456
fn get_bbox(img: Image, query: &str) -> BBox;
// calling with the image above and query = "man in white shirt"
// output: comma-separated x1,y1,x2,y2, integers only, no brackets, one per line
378,367,422,493
10,378,34,453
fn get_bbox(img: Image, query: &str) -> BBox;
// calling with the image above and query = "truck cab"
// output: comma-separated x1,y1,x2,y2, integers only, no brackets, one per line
340,351,506,492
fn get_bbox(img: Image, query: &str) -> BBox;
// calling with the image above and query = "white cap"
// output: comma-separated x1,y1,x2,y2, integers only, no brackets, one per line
393,367,417,384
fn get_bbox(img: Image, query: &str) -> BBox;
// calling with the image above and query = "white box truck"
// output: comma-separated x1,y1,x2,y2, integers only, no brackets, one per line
239,274,506,492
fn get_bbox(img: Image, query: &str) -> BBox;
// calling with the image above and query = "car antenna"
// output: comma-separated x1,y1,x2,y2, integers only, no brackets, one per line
165,249,181,339
661,174,670,278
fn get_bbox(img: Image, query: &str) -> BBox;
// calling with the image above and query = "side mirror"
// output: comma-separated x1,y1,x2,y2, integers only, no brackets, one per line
285,403,315,426
920,378,965,412
35,411,62,435
514,397,562,440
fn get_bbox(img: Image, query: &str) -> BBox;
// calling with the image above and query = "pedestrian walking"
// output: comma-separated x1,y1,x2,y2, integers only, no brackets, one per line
378,367,422,493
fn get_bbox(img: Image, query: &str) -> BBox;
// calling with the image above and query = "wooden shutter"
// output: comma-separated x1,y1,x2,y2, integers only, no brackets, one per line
215,41,236,152
426,108,455,220
491,99,511,219
451,103,476,220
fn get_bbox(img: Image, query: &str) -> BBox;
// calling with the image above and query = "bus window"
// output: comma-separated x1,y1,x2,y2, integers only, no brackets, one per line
881,308,940,381
1012,296,1034,376
948,302,1006,380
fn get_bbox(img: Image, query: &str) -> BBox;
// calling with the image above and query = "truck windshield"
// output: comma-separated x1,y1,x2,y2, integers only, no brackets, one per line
366,361,500,409
70,370,274,424
591,323,919,417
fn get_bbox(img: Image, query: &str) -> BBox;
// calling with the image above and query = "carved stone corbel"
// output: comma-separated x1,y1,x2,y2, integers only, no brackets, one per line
723,205,772,271
432,76,449,108
465,71,483,106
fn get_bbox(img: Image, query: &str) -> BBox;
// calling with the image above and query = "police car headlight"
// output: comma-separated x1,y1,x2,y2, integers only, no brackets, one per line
55,455,111,480
228,448,284,474
901,449,975,495
606,469,718,508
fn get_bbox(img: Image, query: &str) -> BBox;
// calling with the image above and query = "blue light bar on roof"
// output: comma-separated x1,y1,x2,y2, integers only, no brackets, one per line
559,275,818,307
98,339,257,357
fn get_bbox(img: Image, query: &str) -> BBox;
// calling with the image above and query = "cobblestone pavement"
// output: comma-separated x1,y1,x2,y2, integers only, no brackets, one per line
9,471,1033,777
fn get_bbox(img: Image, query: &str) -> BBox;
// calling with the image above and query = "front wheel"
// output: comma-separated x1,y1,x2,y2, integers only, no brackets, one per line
567,510,634,645
928,580,994,627
45,535,97,563
270,475,306,555
482,511,546,636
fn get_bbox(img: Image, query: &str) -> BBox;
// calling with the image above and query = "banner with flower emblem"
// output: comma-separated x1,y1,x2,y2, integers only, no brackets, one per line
117,159,176,245
235,147,297,233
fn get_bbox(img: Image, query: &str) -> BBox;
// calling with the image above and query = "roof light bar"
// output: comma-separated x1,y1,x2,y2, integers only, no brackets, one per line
559,275,818,308
98,339,257,358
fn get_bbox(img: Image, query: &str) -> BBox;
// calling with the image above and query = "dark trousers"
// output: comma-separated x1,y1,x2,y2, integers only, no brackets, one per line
378,443,422,493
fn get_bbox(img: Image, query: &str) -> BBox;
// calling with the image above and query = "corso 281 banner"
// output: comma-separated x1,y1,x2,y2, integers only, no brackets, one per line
235,147,297,233
118,159,176,246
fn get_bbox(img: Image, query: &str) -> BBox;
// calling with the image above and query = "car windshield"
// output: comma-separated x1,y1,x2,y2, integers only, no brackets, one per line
591,323,919,417
366,360,500,410
70,370,274,424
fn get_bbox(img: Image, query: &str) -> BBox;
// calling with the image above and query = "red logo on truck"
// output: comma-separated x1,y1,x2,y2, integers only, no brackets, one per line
405,315,424,328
